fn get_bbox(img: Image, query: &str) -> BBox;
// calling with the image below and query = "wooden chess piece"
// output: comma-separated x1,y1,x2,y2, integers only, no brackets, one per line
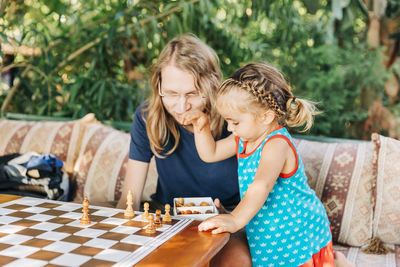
176,197,184,207
162,204,172,223
154,209,162,228
124,190,135,219
145,214,156,234
142,202,150,220
80,197,91,225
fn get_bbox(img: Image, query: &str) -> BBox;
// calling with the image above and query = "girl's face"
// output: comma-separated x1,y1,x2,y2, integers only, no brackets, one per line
222,111,266,142
160,65,206,124
217,98,277,144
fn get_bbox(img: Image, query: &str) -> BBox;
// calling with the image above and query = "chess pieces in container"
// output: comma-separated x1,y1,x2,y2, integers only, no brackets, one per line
175,197,196,207
175,197,184,207
124,190,135,219
142,202,150,220
154,209,162,228
162,204,172,223
173,197,218,220
80,197,91,225
145,214,156,234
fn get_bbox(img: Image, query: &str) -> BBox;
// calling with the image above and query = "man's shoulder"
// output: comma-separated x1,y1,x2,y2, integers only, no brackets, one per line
136,101,149,114
134,101,150,121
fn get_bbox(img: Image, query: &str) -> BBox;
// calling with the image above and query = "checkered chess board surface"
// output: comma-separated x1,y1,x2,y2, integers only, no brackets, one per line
0,197,192,267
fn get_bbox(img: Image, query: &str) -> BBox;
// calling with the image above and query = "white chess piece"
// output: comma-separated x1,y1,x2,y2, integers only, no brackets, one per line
163,204,172,223
124,190,135,218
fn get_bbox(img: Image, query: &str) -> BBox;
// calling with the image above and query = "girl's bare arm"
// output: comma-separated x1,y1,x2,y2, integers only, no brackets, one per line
199,138,292,233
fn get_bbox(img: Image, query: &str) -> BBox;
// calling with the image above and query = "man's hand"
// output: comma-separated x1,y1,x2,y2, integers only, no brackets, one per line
181,110,209,133
198,214,240,234
214,198,229,214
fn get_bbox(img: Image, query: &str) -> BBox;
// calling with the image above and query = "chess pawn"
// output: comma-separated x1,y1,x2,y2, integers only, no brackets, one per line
145,214,156,234
80,197,91,225
142,202,150,220
154,209,162,228
162,204,172,223
124,190,135,219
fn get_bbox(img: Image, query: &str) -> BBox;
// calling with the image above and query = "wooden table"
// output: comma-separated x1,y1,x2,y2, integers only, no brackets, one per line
0,194,229,267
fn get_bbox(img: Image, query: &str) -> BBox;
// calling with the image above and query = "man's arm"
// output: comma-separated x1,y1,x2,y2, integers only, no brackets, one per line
117,159,150,210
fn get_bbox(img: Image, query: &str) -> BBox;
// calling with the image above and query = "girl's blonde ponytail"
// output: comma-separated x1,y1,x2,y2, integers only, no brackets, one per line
285,97,320,131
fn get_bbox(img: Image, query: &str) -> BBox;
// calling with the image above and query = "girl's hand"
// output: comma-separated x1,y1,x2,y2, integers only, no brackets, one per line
198,214,240,234
181,110,209,132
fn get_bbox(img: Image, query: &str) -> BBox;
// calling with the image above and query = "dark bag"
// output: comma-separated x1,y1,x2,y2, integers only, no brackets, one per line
0,152,69,200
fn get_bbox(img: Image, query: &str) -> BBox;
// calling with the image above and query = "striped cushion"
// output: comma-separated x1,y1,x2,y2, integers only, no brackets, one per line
0,118,85,174
72,123,157,203
293,138,376,247
371,133,400,244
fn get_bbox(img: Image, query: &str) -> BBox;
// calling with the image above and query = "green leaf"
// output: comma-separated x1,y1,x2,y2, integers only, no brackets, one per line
97,81,106,106
69,79,84,103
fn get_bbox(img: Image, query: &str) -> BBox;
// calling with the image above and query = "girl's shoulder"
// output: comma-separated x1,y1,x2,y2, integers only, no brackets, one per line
262,126,295,149
270,125,289,135
267,126,295,141
133,101,152,125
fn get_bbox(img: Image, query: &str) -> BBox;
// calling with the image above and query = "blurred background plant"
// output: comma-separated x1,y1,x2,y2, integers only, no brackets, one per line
0,0,399,139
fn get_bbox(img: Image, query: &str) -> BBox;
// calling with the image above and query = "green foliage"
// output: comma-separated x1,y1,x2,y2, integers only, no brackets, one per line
288,44,388,138
1,0,250,121
236,0,392,138
0,0,396,139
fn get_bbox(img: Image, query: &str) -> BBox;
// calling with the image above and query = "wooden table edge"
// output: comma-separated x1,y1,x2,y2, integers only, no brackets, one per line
0,194,22,204
136,220,230,267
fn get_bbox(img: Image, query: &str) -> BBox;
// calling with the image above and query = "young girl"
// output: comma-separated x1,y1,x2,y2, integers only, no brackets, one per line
183,62,334,266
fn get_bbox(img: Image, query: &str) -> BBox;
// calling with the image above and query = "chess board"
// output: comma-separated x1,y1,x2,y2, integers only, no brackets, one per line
0,197,193,267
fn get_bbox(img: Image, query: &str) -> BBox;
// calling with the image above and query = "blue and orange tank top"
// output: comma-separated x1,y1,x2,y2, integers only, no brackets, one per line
237,126,332,266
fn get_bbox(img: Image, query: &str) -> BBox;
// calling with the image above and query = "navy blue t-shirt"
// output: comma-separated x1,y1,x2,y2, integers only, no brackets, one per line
129,104,240,206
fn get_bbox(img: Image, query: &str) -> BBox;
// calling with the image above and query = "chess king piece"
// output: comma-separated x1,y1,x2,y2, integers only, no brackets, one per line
154,209,162,228
124,190,135,219
145,214,156,234
80,197,91,225
162,204,172,223
142,202,150,220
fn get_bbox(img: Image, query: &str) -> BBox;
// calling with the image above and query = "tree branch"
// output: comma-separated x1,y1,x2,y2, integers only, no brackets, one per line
0,62,28,73
1,65,31,116
51,0,199,74
357,0,370,17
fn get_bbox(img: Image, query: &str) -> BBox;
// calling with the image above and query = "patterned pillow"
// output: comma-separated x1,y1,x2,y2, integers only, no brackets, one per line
293,138,376,247
371,133,400,244
0,115,93,174
72,123,158,203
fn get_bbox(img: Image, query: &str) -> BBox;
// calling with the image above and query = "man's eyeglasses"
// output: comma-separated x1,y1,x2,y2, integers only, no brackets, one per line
158,83,206,103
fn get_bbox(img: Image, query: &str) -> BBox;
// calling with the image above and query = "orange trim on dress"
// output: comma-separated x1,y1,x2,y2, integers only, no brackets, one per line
237,125,284,158
265,135,299,178
298,240,334,267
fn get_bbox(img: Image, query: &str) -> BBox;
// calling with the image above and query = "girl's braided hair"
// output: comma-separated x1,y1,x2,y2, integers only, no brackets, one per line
217,62,319,131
